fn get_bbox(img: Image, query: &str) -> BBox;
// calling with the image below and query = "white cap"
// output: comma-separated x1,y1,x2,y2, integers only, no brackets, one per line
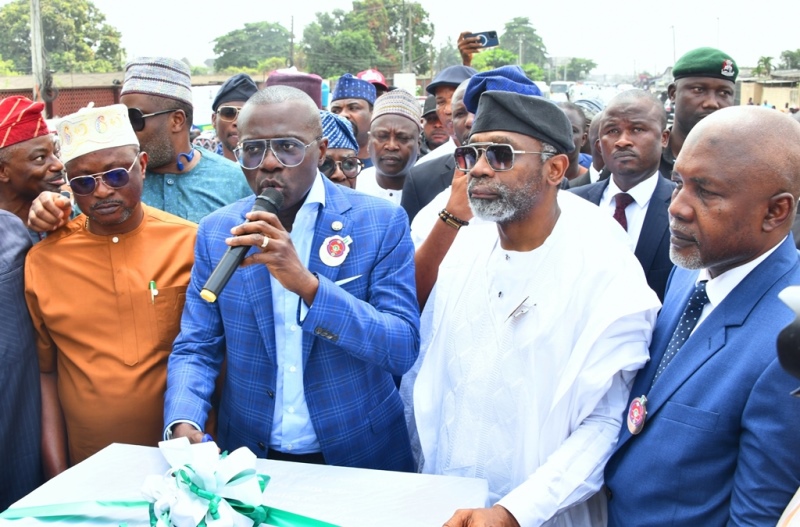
57,104,139,164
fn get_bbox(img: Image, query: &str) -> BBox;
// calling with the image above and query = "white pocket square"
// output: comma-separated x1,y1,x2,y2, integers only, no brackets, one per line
334,275,363,286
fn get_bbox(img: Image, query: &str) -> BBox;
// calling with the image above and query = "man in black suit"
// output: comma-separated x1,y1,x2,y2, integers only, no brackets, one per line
401,79,472,223
571,90,674,301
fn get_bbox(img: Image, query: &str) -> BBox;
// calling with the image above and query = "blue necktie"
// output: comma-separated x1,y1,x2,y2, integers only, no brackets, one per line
651,281,709,388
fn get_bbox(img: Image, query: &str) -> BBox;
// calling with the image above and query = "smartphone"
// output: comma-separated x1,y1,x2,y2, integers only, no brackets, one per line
467,31,499,49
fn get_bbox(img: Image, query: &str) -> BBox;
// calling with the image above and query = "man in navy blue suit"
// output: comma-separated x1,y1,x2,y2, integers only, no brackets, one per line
605,106,800,525
165,86,419,471
570,89,674,301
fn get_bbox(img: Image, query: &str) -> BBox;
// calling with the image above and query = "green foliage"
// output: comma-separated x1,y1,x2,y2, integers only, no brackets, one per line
565,57,597,81
258,57,288,73
0,54,18,76
521,63,544,81
779,49,800,70
0,0,124,74
302,0,434,78
213,22,291,71
435,38,461,72
499,17,547,68
753,56,773,77
191,65,210,76
471,48,518,71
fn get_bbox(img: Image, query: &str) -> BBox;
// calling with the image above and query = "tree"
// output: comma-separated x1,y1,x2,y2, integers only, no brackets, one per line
471,48,518,71
521,63,544,81
0,54,17,76
779,49,800,70
499,17,548,68
213,22,291,71
753,56,773,77
434,38,461,72
565,57,597,81
301,1,434,78
0,0,123,74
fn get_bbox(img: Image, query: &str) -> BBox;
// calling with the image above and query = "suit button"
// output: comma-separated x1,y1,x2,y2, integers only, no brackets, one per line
257,442,266,451
267,390,274,398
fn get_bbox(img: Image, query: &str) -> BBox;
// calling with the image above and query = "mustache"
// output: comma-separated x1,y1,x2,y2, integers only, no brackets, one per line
90,199,123,211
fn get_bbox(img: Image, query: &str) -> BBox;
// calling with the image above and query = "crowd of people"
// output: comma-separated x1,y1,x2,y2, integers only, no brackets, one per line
2,38,800,527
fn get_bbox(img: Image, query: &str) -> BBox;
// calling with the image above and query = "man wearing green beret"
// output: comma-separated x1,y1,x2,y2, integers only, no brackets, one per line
661,47,738,178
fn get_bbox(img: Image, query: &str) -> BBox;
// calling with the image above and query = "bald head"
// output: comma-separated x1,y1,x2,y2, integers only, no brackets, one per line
243,85,322,137
604,89,667,130
670,106,800,277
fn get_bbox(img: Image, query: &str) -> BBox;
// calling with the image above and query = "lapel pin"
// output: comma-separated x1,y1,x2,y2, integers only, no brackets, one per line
320,235,352,267
331,220,343,232
627,395,648,435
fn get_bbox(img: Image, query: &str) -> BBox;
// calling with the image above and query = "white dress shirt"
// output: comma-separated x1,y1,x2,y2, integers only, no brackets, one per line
600,172,659,246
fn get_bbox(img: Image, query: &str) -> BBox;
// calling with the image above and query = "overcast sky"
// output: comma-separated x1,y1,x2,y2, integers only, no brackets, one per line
7,0,797,77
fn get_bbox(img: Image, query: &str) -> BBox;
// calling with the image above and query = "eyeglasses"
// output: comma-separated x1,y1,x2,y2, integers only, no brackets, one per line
216,106,242,122
319,156,363,179
68,154,140,195
454,143,552,172
127,108,181,132
234,136,322,170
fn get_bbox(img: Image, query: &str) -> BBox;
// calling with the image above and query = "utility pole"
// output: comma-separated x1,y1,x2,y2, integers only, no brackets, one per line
671,26,676,64
518,38,523,66
400,1,406,72
289,16,294,68
406,2,413,73
29,0,45,108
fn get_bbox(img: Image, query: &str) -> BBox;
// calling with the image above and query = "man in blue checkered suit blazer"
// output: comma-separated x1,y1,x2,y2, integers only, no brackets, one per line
164,87,419,471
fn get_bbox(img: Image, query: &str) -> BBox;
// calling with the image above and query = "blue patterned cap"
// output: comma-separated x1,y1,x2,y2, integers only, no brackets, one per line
122,57,192,105
320,110,358,151
463,65,542,115
331,73,376,105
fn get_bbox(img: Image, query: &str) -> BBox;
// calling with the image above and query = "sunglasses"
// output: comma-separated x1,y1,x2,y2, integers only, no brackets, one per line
319,156,363,179
454,143,552,172
216,106,242,122
68,154,140,195
235,137,322,170
127,108,181,132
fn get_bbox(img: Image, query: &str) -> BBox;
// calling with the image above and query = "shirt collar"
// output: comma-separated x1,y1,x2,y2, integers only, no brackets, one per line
300,172,327,211
606,171,659,207
698,236,787,307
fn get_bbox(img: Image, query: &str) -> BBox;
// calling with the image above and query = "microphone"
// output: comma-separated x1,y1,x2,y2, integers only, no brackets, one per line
200,188,284,303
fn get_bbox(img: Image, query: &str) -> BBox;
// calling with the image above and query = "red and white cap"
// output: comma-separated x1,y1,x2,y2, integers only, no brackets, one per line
357,69,388,90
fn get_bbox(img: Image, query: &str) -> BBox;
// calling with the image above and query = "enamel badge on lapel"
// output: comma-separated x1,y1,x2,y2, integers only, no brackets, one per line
627,395,647,435
331,220,343,232
320,235,352,267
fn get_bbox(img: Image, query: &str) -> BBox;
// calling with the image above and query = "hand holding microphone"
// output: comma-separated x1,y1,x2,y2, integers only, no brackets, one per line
200,188,283,303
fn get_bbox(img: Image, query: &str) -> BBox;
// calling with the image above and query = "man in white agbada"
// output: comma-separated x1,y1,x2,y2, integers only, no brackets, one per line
404,91,661,527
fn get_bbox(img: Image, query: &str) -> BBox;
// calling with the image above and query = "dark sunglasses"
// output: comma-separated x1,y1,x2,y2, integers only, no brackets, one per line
319,156,363,179
216,106,242,122
127,108,181,132
68,154,140,195
454,143,552,172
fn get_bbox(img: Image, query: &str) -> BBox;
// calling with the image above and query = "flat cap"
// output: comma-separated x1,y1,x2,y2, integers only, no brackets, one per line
426,65,477,95
673,47,738,83
463,65,542,115
212,74,258,111
471,91,575,154
422,95,437,117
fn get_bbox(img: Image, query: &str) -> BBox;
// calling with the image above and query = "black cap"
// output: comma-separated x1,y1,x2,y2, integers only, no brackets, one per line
212,74,258,111
422,95,437,117
471,91,575,154
426,65,477,95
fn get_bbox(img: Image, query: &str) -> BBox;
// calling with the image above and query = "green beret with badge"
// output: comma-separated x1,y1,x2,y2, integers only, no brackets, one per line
673,47,738,83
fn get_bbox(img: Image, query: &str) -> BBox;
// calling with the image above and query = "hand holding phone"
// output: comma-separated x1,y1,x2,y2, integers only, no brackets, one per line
466,30,499,49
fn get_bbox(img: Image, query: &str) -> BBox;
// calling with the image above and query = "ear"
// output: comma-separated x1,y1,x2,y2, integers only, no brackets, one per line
316,137,328,165
138,151,149,178
661,128,670,148
170,109,187,132
579,131,588,148
211,113,217,127
0,162,9,183
667,83,677,102
544,153,569,188
763,192,795,233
